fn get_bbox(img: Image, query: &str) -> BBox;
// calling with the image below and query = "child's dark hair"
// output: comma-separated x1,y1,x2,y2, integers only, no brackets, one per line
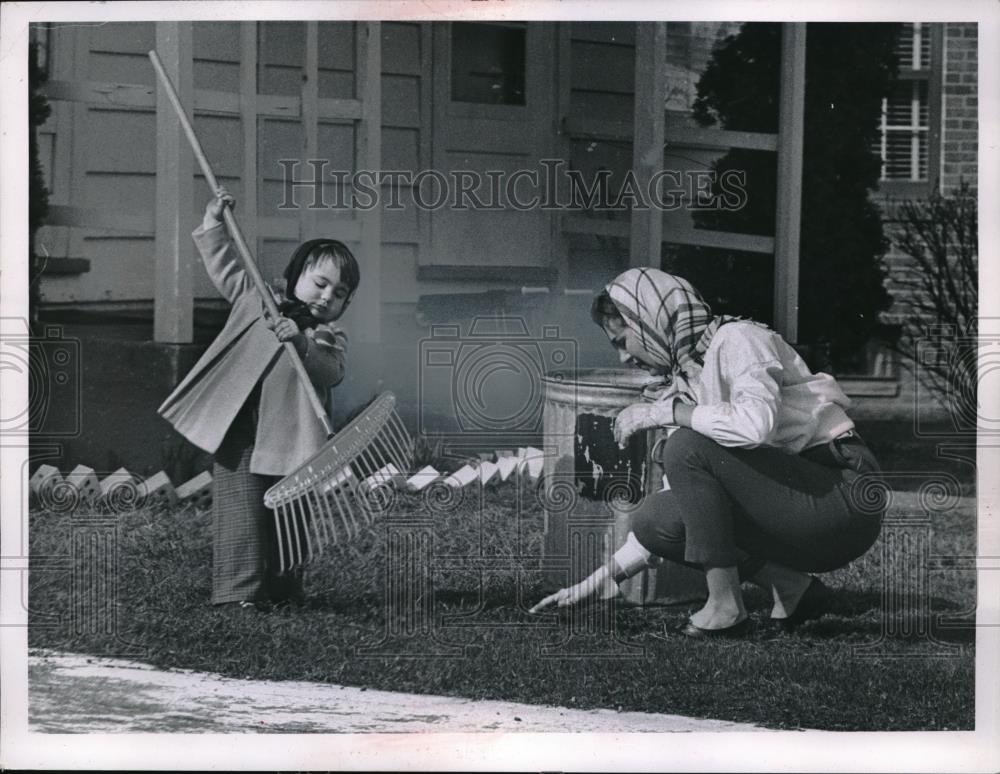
278,239,360,329
284,238,360,299
590,289,623,328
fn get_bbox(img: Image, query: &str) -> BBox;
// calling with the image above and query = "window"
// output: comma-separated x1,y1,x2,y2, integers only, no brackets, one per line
450,22,526,105
881,79,929,180
875,23,942,193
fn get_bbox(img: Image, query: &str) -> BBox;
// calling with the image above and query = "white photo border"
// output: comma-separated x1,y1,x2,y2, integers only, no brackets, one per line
2,1,998,770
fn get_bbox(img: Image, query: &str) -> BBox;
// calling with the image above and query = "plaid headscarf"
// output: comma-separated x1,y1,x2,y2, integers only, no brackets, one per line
607,268,740,401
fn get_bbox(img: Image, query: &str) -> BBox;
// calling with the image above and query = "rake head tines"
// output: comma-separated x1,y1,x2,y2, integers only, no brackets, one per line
264,392,412,571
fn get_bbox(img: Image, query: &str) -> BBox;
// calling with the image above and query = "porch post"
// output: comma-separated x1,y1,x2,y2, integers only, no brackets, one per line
774,22,807,343
630,22,667,269
239,22,259,264
301,22,319,242
354,21,382,344
153,22,194,344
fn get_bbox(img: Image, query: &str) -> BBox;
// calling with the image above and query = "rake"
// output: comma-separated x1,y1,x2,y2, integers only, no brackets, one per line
149,50,413,571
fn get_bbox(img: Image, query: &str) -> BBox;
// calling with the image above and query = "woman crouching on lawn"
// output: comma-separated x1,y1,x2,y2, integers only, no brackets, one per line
531,267,885,638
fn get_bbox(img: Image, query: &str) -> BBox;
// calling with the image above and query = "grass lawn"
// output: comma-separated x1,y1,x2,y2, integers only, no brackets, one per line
28,475,976,731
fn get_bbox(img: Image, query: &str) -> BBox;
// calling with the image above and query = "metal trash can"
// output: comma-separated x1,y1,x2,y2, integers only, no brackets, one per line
541,368,707,606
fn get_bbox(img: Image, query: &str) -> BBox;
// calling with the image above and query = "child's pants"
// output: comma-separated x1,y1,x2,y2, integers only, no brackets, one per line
211,387,303,605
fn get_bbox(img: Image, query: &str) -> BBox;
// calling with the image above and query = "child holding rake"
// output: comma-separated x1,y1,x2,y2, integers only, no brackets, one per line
159,188,360,609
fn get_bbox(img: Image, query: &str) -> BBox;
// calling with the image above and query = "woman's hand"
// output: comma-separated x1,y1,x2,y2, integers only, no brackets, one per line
204,186,236,228
613,399,677,446
265,314,300,343
529,566,615,613
672,401,694,428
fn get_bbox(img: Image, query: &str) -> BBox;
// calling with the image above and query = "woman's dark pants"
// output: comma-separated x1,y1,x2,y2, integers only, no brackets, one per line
630,428,885,575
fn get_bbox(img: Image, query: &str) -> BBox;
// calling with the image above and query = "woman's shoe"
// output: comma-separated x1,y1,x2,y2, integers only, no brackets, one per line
775,576,831,631
678,616,754,639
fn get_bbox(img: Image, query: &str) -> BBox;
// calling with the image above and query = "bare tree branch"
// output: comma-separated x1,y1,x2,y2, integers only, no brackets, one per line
888,180,978,411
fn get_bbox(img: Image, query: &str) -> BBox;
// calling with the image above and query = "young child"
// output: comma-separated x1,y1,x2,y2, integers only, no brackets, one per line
158,187,359,609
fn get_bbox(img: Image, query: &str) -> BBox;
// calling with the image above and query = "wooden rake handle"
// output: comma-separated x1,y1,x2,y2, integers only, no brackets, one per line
148,49,333,437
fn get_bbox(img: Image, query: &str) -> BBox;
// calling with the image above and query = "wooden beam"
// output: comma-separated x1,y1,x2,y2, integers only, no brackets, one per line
664,123,778,153
65,25,93,295
663,226,774,255
153,22,195,344
564,114,779,152
39,257,91,275
36,299,230,316
629,22,667,269
300,22,319,240
44,206,365,244
428,23,449,275
417,265,559,283
562,213,774,254
240,23,259,262
773,23,806,344
41,25,83,264
571,22,636,46
316,98,364,121
552,22,573,287
43,79,363,121
562,115,632,142
42,79,155,108
561,214,631,238
556,24,572,134
563,115,778,151
354,21,382,344
47,204,154,233
259,215,361,242
417,23,432,284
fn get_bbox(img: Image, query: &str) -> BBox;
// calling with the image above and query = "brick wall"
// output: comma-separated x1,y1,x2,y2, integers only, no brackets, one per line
860,23,977,419
940,23,978,193
882,22,978,317
881,22,977,317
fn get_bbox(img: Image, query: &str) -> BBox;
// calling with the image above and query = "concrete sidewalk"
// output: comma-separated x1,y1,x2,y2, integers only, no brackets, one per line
29,650,761,733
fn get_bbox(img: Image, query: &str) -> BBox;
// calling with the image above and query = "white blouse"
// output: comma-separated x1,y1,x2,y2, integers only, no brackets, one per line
688,321,854,454
612,321,856,579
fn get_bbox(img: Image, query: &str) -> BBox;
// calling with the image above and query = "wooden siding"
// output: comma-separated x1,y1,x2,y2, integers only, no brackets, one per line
38,20,530,316
36,20,805,343
561,21,769,291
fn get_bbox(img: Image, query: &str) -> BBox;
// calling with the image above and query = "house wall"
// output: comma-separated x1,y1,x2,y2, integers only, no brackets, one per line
35,22,534,310
873,23,977,422
37,21,928,474
562,22,743,288
35,21,769,313
940,23,979,194
880,21,978,310
33,21,640,475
